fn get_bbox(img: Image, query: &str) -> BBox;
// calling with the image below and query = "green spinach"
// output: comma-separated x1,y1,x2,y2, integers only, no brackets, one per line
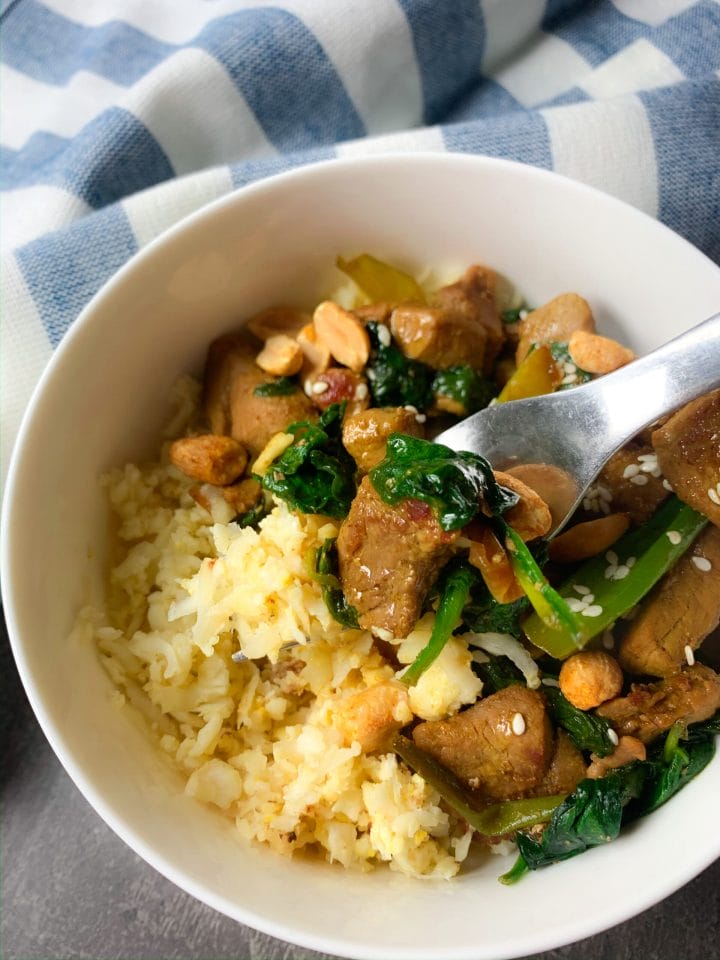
432,364,496,415
253,376,300,397
313,538,360,629
364,321,435,410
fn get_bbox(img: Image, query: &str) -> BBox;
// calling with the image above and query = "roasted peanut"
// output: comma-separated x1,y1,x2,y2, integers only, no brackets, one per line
313,301,370,373
568,330,635,375
169,434,248,485
516,293,595,365
255,334,304,376
549,512,631,563
296,322,331,375
559,650,624,710
493,470,552,541
587,736,646,779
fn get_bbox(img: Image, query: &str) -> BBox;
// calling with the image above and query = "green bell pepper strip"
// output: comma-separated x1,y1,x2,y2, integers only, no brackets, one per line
501,522,585,651
400,563,477,686
336,253,426,304
393,735,565,837
523,496,708,659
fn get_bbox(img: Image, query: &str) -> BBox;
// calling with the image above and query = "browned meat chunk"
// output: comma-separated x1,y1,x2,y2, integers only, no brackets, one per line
342,407,424,473
335,681,411,753
596,664,720,744
412,686,553,801
169,434,248,485
619,526,720,677
389,265,503,374
220,477,263,514
530,730,587,796
203,332,316,456
652,390,720,527
336,476,458,638
587,736,646,779
596,442,669,524
516,293,595,365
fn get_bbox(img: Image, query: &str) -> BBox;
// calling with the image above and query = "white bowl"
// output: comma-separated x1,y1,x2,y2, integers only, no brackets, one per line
3,154,720,960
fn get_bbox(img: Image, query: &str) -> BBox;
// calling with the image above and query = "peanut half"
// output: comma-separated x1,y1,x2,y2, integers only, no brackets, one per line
313,301,370,373
255,334,304,376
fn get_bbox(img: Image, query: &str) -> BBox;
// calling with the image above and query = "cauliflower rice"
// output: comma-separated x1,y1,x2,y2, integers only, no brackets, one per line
84,412,493,879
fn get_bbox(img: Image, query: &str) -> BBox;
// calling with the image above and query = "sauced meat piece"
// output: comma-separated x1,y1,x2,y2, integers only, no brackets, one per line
652,390,720,527
619,526,720,677
596,442,669,525
412,686,553,801
336,476,458,639
587,736,646,779
203,332,316,457
169,434,248,485
516,293,595,365
342,407,424,473
389,265,503,374
529,730,587,797
596,664,720,744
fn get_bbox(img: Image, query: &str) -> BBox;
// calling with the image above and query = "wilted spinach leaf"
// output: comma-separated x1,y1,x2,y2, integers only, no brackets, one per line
369,434,519,532
258,403,357,518
232,499,268,529
473,653,526,694
364,321,434,410
313,538,359,629
543,684,616,757
432,364,496,415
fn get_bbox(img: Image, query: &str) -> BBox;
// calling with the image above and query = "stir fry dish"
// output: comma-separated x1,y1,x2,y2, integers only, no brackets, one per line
89,255,720,880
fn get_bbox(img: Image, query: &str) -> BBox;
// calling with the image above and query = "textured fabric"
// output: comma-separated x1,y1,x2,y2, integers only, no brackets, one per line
2,0,720,483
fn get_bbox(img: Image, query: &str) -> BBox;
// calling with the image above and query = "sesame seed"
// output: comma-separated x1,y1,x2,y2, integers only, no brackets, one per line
708,487,720,506
415,413,427,424
611,564,630,581
303,379,314,395
354,382,368,400
684,644,695,666
637,453,656,462
630,474,649,486
582,498,592,511
404,404,418,414
623,464,640,479
511,712,526,736
561,374,578,386
311,380,329,395
692,556,712,572
606,551,619,565
608,729,619,746
541,677,560,687
566,597,587,613
563,362,577,375
662,478,674,492
598,486,613,501
519,309,528,320
602,630,615,650
582,604,603,617
641,460,658,473
574,584,590,595
366,369,376,381
626,556,636,568
666,530,682,546
377,324,392,347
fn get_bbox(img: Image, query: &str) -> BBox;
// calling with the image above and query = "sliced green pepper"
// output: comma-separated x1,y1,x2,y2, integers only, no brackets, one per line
523,497,708,659
336,253,426,304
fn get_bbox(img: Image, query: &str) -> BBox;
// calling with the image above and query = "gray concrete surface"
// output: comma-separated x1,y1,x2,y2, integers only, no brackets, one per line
2,612,719,960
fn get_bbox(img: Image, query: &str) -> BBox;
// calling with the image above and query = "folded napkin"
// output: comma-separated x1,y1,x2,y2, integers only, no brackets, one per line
2,0,719,485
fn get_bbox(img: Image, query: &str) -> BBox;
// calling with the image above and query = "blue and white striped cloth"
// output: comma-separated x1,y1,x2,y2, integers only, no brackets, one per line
2,0,719,484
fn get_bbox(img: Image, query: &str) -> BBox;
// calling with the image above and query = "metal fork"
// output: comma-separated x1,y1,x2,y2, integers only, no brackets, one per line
435,311,720,536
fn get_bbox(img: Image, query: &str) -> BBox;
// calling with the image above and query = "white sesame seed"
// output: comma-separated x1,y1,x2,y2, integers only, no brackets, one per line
561,374,578,386
354,382,368,400
574,584,590,595
415,413,427,424
630,474,649,486
566,597,587,613
650,467,663,478
582,604,604,617
602,630,615,650
606,551,619,565
519,309,528,320
304,379,314,395
582,498,593,511
641,460,658,473
598,486,613,501
666,530,682,546
377,324,392,347
563,362,577,375
692,556,712,572
684,644,696,666
541,677,560,687
611,564,630,581
608,729,619,746
311,380,329,395
626,556,636,568
708,487,720,506
623,464,640,479
637,453,656,462
511,712,526,736
662,478,674,492
366,369,376,381
404,404,418,414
